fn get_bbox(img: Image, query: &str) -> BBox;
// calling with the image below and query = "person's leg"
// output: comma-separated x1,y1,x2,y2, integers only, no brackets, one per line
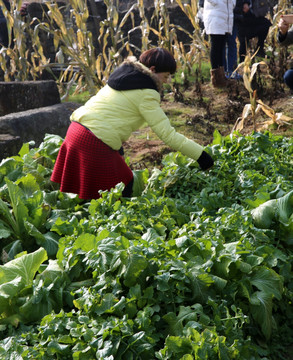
237,27,248,63
255,18,271,57
284,69,293,92
210,34,228,87
226,24,238,75
210,34,226,69
223,37,228,73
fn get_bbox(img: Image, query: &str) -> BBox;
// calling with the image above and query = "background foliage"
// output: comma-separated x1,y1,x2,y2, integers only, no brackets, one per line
0,0,291,96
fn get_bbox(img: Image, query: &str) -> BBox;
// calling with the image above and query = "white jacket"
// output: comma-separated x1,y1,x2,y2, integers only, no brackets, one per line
203,0,235,35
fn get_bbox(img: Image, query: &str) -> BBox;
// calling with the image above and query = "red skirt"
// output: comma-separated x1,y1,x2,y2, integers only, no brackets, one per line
51,121,133,199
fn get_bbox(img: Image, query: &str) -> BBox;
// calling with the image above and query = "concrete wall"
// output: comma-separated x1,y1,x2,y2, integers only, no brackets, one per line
0,80,61,116
0,102,80,162
0,80,80,162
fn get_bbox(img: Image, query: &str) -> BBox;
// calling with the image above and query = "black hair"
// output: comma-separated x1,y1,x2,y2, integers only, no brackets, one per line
139,48,177,74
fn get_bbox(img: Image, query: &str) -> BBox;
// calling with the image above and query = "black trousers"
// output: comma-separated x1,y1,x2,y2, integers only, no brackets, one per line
238,17,271,61
210,34,227,69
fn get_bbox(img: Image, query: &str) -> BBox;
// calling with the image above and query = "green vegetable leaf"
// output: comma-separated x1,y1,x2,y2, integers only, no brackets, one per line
250,267,282,301
251,199,277,229
250,290,273,340
132,169,149,197
0,248,48,285
0,277,23,313
122,253,148,287
24,221,59,256
163,306,202,336
5,177,29,237
277,190,293,225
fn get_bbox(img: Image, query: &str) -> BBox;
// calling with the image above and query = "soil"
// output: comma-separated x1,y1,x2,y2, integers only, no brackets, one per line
124,77,293,170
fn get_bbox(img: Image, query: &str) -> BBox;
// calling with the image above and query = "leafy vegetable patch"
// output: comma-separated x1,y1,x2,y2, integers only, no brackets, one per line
0,131,292,359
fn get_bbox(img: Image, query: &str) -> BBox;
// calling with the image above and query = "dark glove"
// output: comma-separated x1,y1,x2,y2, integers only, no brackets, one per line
197,150,214,170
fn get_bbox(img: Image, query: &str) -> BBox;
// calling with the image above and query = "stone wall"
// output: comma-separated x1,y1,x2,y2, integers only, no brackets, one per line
0,80,80,162
0,102,79,161
0,80,60,116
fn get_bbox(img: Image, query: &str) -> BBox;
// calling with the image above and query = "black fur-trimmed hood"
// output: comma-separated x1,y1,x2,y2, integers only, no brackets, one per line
107,57,161,92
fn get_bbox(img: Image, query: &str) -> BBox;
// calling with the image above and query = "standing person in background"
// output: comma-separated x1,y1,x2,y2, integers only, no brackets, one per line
277,15,293,93
0,0,10,47
223,0,243,79
203,0,235,88
51,48,214,200
237,0,271,62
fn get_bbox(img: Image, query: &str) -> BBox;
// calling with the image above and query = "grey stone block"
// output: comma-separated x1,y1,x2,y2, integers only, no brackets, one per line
0,102,80,161
0,80,61,116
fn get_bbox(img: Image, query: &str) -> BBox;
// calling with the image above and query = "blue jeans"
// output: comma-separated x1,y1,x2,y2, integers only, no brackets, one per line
223,23,238,75
284,69,293,91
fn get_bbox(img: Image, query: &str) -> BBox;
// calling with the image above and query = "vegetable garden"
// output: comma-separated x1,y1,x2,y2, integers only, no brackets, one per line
0,0,293,359
0,131,292,359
